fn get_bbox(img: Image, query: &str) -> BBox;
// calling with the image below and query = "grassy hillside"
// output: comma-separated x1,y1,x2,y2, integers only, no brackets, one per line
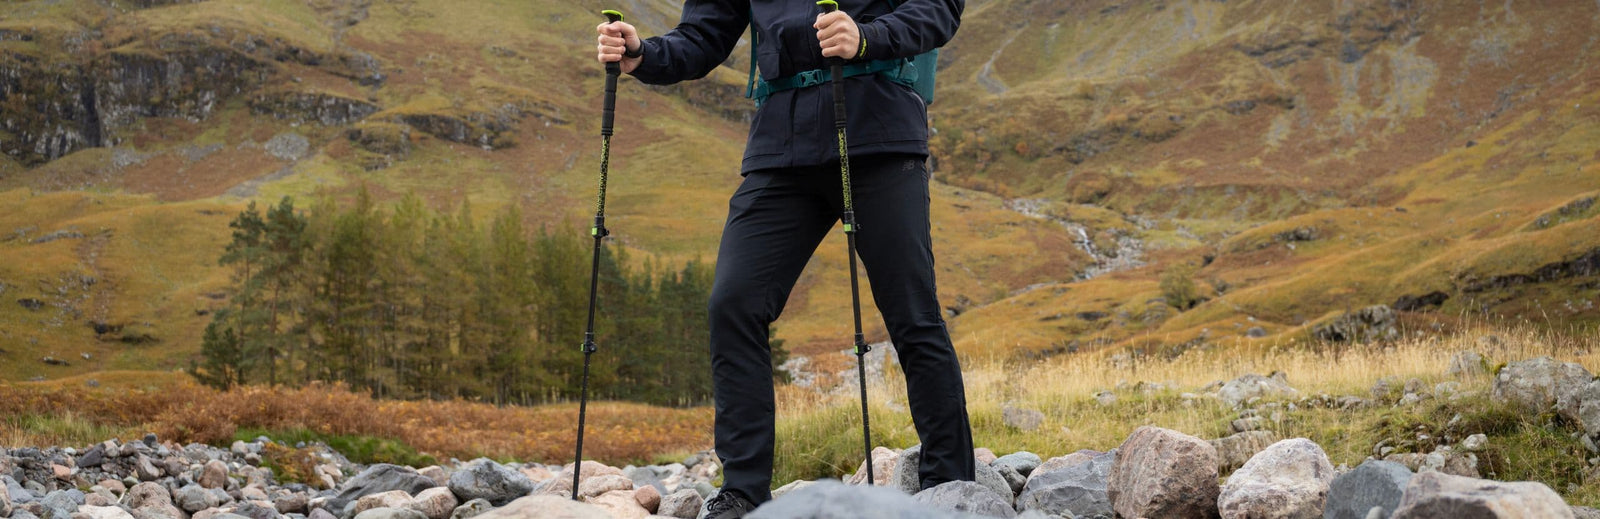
0,0,1596,385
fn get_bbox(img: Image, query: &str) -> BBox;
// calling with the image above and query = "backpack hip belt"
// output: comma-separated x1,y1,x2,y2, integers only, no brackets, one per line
747,57,920,106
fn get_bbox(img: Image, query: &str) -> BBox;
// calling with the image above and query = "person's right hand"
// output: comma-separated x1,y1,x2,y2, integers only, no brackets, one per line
596,20,642,73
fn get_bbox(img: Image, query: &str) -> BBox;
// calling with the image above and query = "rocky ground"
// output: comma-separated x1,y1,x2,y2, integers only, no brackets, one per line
8,351,1600,519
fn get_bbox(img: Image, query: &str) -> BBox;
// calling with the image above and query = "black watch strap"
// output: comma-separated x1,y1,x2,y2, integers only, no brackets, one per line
623,43,643,59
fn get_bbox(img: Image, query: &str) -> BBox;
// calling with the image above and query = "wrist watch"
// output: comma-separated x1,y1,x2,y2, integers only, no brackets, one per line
623,43,643,59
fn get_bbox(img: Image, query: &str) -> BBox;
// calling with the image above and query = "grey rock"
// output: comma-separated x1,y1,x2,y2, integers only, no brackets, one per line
1492,356,1591,422
328,465,439,517
1107,426,1221,519
403,488,454,519
39,490,83,519
912,481,1015,518
993,464,1025,496
655,489,701,519
447,460,532,507
0,477,10,518
1390,471,1573,518
1579,380,1600,443
770,481,813,501
1573,506,1600,519
176,485,224,513
993,453,1042,478
468,495,607,519
1218,373,1299,408
1016,449,1115,519
1231,417,1269,433
745,480,976,519
1211,431,1278,473
974,458,1013,506
234,501,279,519
200,461,229,490
892,445,923,495
1217,439,1333,519
5,476,33,504
351,509,425,519
1448,351,1487,378
1325,461,1413,519
1460,434,1488,452
446,499,490,519
1001,406,1044,432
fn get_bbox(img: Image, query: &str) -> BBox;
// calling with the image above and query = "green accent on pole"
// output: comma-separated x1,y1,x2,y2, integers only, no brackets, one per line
816,0,838,10
601,9,624,22
843,223,854,233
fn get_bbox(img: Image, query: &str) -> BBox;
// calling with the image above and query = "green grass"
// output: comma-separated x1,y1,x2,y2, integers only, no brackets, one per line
232,427,438,468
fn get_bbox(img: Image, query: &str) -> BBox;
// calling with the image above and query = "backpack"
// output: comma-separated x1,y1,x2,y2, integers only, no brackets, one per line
744,1,939,106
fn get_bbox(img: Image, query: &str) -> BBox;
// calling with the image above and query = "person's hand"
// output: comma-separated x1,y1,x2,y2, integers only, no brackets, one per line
596,20,642,73
814,11,861,60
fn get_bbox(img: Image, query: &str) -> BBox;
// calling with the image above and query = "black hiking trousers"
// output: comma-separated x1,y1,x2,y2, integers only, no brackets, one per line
708,153,976,503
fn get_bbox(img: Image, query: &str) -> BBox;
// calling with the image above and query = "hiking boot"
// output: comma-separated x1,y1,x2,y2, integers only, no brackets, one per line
698,489,757,519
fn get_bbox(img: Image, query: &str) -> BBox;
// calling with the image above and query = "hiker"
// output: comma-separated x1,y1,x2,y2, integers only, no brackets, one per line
596,0,971,516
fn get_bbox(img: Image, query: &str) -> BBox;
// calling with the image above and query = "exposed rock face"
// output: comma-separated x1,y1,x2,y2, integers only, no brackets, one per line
1016,448,1115,519
911,481,1015,518
1216,439,1333,519
1107,426,1221,519
1390,471,1574,519
1312,305,1398,344
250,91,378,126
1324,460,1412,519
1491,356,1591,422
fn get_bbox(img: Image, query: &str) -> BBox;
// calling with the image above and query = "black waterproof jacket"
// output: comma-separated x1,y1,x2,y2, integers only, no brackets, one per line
629,0,963,174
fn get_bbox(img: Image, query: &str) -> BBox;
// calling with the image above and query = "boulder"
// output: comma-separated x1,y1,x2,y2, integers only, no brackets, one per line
1579,380,1600,443
78,506,135,519
974,458,1013,506
1106,426,1221,519
448,459,534,507
352,491,412,516
1016,448,1115,519
744,480,973,519
632,485,659,514
1448,351,1487,378
655,489,702,519
471,496,608,519
993,452,1042,478
1211,430,1279,473
843,447,897,486
1,479,11,518
328,465,438,517
273,492,308,515
1218,373,1299,407
575,475,631,500
912,481,1015,518
1390,471,1573,518
892,445,924,494
417,468,449,489
175,485,225,513
1001,406,1045,431
352,509,426,519
585,490,648,519
1029,450,1099,486
1217,439,1333,519
199,461,230,490
994,463,1025,495
1324,460,1412,519
1491,356,1591,422
1573,507,1600,519
405,488,456,519
446,499,491,519
125,483,184,519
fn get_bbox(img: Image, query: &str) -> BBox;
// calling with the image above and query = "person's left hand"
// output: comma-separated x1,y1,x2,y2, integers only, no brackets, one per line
814,10,861,59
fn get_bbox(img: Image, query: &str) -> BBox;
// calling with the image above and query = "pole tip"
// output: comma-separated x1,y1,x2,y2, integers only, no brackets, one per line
601,9,624,23
816,0,838,13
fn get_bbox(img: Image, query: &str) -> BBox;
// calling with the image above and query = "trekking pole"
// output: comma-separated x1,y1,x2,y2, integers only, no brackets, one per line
572,8,625,501
818,0,875,486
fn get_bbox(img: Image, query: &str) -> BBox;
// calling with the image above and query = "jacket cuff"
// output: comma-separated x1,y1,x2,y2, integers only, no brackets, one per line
627,37,671,84
857,21,891,61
